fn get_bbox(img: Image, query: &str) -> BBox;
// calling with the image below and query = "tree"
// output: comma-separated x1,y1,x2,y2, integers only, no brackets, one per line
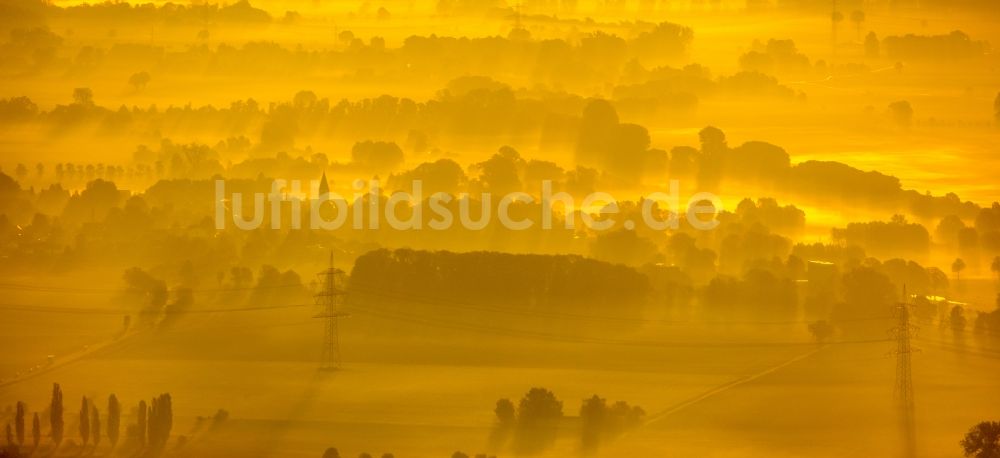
834,267,896,336
31,413,39,449
489,398,516,448
137,400,147,446
576,99,619,166
322,447,341,458
159,394,173,447
107,394,121,447
864,32,880,58
831,10,844,47
92,406,101,448
991,256,1000,284
889,100,913,128
951,306,968,333
14,402,24,447
350,140,404,174
513,387,563,453
51,383,63,446
936,215,966,246
495,399,515,426
580,395,608,451
72,87,94,106
994,92,1000,125
850,10,865,41
808,320,835,343
129,71,151,90
148,393,173,449
79,397,90,446
5,424,11,447
338,30,354,45
698,126,727,155
697,126,727,188
961,421,1000,457
953,258,967,281
14,163,27,181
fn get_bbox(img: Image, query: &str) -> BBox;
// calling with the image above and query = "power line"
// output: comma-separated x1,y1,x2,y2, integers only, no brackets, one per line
0,276,903,331
0,302,313,315
345,301,894,349
0,281,305,295
0,296,896,349
346,280,896,326
0,277,898,327
914,338,1000,360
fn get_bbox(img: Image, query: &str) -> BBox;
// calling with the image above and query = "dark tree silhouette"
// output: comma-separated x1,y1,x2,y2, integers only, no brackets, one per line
889,100,913,128
951,306,968,334
953,258,967,281
129,71,151,90
146,399,155,448
850,10,865,41
14,163,27,181
696,125,727,188
107,394,120,447
883,31,986,60
92,406,101,448
137,400,147,446
148,393,173,449
50,383,63,446
865,32,879,58
833,215,930,260
79,397,90,446
961,421,1000,457
831,10,844,46
994,92,1000,124
489,398,516,448
580,395,608,452
833,267,896,337
495,399,515,426
351,140,404,174
73,87,94,106
808,320,834,343
578,395,644,452
322,447,341,458
576,99,619,166
31,413,39,449
14,402,24,447
936,215,966,246
513,387,563,454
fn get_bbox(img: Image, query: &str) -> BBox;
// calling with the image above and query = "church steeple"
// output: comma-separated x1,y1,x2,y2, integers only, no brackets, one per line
318,171,330,196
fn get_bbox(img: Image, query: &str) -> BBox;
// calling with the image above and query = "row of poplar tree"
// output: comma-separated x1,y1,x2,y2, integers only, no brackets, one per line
4,383,172,453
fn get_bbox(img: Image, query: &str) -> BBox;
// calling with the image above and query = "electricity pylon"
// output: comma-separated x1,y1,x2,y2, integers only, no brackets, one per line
890,286,918,458
315,252,348,370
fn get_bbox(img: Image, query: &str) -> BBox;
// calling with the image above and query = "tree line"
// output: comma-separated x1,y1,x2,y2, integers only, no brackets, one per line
2,383,172,457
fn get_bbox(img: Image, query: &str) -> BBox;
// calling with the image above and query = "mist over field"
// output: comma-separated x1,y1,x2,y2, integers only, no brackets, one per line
1,0,1000,457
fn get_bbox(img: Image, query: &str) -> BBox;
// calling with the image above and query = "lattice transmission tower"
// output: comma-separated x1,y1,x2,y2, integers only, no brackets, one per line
315,252,348,370
890,286,918,458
